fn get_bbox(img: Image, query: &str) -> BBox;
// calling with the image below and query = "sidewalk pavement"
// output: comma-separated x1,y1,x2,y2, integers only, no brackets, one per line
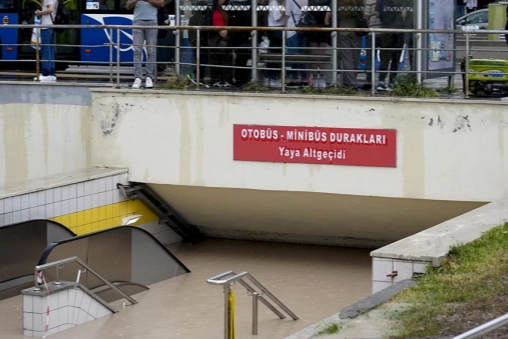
285,280,417,339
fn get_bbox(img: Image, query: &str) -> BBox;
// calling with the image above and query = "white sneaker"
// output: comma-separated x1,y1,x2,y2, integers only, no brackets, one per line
222,81,232,87
34,75,53,82
145,77,153,89
51,75,57,82
311,76,319,89
269,79,282,88
132,78,142,89
318,77,326,89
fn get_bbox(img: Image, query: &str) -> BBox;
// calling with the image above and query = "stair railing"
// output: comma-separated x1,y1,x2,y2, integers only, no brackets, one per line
34,256,137,306
207,270,298,338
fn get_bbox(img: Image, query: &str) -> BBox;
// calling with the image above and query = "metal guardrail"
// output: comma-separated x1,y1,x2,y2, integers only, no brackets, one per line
207,270,298,338
34,256,138,306
451,312,508,339
3,23,508,98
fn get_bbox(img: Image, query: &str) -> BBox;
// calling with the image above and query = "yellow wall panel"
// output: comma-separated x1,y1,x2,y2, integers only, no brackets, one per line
49,199,160,235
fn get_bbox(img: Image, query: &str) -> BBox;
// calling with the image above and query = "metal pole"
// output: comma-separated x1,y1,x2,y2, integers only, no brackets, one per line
451,312,508,339
331,0,337,86
252,292,259,335
35,29,40,80
175,3,181,78
224,284,230,339
464,32,469,98
251,0,258,82
55,266,61,285
109,28,113,83
116,29,121,88
282,31,286,93
416,0,423,83
371,32,376,96
196,28,201,90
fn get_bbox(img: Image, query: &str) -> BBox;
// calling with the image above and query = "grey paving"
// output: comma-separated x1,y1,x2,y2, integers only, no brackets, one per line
285,280,417,339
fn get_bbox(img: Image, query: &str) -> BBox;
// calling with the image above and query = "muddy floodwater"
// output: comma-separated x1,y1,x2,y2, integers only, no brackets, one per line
0,239,372,339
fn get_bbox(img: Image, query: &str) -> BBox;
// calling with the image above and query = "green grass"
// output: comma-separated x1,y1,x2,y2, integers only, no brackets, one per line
317,322,341,335
388,75,439,98
438,85,459,94
241,80,270,92
390,223,508,338
298,85,363,96
157,77,190,90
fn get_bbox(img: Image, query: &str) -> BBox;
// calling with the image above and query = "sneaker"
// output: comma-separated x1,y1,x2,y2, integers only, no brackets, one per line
269,79,282,88
222,81,232,88
187,73,197,85
319,77,327,89
386,82,395,91
307,76,319,88
34,75,54,82
376,81,387,91
213,81,223,87
145,77,153,89
51,75,57,82
132,78,142,89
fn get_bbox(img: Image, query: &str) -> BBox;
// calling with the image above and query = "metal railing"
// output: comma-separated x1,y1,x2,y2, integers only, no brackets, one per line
3,23,508,98
207,270,298,338
34,256,138,306
451,312,508,339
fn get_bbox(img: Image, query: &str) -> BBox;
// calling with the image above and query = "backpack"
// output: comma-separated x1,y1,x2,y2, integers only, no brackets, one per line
157,7,170,39
52,0,70,33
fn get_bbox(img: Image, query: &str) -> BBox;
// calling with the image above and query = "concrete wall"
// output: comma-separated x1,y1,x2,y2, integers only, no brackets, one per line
90,90,508,203
0,83,91,188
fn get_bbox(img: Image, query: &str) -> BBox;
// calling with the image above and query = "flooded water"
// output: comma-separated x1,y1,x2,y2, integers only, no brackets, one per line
0,239,372,339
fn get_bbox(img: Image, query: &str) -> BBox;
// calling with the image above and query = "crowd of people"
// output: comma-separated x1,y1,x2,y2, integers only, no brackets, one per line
177,0,415,91
30,0,414,90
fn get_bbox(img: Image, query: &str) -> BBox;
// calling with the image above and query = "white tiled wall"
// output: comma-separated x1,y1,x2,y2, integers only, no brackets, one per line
0,174,128,227
372,257,431,294
23,288,112,337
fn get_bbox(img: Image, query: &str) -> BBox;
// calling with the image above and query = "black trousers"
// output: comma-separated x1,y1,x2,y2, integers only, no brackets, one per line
210,41,233,84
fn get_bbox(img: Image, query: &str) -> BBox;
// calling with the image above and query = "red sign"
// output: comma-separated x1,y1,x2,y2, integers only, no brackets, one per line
233,125,397,167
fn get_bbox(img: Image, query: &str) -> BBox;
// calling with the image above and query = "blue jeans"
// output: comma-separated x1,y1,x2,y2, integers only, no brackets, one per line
133,19,158,80
285,32,307,82
40,28,55,76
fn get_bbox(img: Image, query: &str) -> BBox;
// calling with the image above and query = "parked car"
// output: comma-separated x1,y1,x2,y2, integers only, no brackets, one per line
456,9,489,32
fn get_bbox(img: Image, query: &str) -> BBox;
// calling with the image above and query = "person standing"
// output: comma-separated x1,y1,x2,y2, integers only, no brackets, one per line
34,0,57,82
126,0,165,89
376,0,412,91
208,0,233,87
325,0,363,89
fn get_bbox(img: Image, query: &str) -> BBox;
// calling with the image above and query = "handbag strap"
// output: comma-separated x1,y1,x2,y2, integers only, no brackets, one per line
290,0,302,26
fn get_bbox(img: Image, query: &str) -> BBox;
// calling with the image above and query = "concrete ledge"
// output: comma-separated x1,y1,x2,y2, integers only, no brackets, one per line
339,278,417,319
371,198,508,267
285,279,416,339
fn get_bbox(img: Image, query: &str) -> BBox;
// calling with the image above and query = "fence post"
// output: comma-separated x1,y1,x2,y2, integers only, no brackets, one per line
282,31,286,93
251,0,258,82
109,28,113,84
371,32,376,96
464,32,470,99
331,0,337,86
196,28,201,90
116,29,121,89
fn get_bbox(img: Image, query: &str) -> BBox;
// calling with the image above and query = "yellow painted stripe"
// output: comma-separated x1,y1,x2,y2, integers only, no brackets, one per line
50,199,158,235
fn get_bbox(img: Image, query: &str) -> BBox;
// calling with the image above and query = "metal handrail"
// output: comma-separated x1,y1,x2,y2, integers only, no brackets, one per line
34,256,137,305
451,312,508,339
207,270,298,338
